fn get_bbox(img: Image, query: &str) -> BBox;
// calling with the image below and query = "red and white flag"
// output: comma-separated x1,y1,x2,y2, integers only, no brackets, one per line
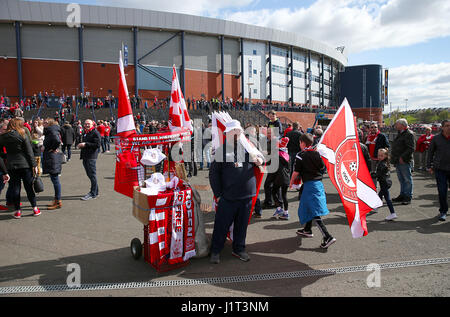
117,50,136,138
317,98,382,238
114,50,138,198
169,66,192,132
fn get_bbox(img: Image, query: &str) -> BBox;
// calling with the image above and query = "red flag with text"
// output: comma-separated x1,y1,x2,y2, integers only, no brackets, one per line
317,98,382,238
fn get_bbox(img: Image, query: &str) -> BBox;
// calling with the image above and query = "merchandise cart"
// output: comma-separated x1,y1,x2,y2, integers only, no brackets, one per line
115,129,195,272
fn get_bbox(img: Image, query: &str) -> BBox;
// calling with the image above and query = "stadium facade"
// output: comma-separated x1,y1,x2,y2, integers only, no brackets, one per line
0,0,348,110
340,64,384,123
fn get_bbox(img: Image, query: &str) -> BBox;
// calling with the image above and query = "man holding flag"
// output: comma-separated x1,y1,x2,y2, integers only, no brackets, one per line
209,119,264,264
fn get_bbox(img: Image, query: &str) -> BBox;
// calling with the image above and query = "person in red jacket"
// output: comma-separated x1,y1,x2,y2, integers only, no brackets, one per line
416,127,433,171
104,122,111,153
283,123,293,137
96,120,106,153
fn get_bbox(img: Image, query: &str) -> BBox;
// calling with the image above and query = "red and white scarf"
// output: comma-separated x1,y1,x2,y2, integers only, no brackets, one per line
83,126,95,136
366,131,380,159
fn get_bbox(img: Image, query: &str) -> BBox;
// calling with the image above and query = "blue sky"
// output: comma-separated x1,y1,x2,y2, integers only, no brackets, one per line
27,0,450,111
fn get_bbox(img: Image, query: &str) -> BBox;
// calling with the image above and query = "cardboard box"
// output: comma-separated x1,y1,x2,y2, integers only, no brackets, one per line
132,186,152,225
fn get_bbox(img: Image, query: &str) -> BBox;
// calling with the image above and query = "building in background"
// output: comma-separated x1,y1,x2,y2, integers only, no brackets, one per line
339,64,384,124
0,0,347,109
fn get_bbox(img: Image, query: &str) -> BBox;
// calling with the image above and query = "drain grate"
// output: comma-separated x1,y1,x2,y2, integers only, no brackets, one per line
1,257,449,295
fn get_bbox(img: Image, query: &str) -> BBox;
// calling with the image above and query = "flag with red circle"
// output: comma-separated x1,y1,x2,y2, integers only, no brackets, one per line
317,98,382,238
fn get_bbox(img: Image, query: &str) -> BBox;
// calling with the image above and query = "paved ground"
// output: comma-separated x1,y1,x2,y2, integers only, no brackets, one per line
0,148,449,298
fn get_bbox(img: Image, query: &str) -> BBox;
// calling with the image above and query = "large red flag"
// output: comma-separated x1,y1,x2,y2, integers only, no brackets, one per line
114,50,139,198
168,66,192,132
116,50,136,138
317,98,382,238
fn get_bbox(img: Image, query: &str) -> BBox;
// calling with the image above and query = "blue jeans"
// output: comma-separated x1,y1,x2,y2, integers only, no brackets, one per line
378,186,395,214
105,136,110,151
50,173,61,200
435,169,450,214
396,162,413,199
101,137,107,153
62,144,72,160
82,159,98,197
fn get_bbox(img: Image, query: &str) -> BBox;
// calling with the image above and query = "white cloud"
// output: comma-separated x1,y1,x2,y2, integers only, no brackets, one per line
388,63,450,110
224,0,450,54
96,0,254,17
92,0,450,54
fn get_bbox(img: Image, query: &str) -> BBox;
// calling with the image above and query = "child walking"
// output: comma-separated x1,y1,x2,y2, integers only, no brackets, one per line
31,133,42,176
271,137,290,220
374,148,397,220
289,133,336,249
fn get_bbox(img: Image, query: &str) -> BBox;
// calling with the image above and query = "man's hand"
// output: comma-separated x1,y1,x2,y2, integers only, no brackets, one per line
399,157,404,164
2,174,10,184
77,142,85,149
427,168,433,174
250,154,264,166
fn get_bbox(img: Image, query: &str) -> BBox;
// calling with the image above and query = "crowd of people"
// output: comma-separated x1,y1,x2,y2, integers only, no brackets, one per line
0,115,116,218
0,103,447,266
207,112,449,263
1,91,339,118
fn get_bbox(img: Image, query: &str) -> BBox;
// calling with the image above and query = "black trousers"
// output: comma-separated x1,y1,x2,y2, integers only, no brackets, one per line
264,172,279,204
304,216,331,239
211,197,252,254
9,168,36,211
272,184,288,210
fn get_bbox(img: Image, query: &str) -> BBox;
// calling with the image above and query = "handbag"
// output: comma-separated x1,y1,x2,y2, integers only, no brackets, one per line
33,175,44,193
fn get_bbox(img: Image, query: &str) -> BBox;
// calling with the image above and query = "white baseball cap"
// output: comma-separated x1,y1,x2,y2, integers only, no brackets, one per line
140,148,166,166
141,173,167,196
224,120,243,133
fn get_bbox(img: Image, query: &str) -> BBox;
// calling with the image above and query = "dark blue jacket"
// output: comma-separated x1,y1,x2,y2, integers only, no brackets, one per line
42,124,62,175
371,132,390,158
80,128,101,160
209,144,256,201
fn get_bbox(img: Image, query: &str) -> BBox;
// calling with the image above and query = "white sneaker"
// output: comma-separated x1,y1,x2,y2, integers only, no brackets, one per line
385,213,397,221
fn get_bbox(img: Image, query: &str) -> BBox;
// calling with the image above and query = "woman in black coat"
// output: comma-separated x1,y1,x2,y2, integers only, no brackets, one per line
42,118,63,210
0,118,39,218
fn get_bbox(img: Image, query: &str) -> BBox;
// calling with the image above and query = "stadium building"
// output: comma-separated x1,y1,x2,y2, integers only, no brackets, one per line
0,0,347,111
340,64,385,124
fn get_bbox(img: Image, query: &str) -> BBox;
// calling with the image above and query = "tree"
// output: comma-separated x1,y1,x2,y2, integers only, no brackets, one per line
438,110,449,121
418,109,434,123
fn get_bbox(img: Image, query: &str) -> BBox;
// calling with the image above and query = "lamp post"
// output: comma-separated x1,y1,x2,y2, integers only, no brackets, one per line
247,82,253,108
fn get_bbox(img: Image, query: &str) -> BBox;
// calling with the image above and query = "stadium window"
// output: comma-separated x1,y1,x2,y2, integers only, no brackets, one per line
253,49,257,55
